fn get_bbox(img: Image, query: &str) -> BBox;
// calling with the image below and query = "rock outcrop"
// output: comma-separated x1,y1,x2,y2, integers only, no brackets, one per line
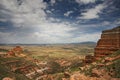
94,26,120,60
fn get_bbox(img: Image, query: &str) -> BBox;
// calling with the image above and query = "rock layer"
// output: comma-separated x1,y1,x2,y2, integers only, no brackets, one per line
94,26,120,59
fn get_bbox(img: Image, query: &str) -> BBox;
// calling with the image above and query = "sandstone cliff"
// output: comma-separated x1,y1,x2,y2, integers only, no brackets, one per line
94,26,120,60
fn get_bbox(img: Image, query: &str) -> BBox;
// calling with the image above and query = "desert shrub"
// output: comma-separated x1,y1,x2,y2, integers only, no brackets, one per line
15,73,30,80
0,64,14,80
0,48,8,52
113,50,120,56
84,66,93,76
106,59,120,78
48,61,61,73
105,50,120,78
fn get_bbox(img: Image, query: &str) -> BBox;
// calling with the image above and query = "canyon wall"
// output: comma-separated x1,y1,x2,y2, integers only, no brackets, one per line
94,26,120,60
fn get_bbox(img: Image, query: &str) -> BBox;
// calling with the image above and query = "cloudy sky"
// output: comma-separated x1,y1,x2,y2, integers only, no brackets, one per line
0,0,120,44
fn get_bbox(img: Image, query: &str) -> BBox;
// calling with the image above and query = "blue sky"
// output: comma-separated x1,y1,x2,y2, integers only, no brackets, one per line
0,0,120,44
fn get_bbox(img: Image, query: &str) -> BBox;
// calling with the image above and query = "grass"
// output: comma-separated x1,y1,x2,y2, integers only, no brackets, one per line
25,45,94,60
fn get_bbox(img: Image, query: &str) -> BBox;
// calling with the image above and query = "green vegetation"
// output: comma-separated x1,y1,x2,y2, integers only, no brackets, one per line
110,50,120,57
106,50,120,78
0,62,29,80
78,48,94,55
27,45,94,59
0,48,8,52
106,59,120,78
0,44,97,80
0,56,35,80
49,61,61,73
82,50,120,78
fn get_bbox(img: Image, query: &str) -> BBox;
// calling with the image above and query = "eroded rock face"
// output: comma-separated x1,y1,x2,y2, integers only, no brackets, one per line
94,26,120,60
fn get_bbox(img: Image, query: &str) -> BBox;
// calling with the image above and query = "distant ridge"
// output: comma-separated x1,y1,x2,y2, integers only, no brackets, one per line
80,41,96,44
71,41,96,45
0,41,96,46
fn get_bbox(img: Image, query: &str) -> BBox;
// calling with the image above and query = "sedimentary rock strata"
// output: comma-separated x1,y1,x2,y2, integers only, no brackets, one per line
94,26,120,59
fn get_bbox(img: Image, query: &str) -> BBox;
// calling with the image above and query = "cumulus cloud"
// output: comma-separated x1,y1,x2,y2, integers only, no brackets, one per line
0,0,47,27
0,22,77,44
0,18,7,22
0,32,15,43
0,0,79,44
72,32,101,42
79,4,106,19
0,26,100,44
114,19,120,25
102,21,111,25
23,22,77,43
76,0,96,4
46,10,52,14
51,0,56,5
0,0,107,44
64,11,73,17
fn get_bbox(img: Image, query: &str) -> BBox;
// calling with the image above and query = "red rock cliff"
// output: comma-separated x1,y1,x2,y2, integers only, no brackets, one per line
94,26,120,60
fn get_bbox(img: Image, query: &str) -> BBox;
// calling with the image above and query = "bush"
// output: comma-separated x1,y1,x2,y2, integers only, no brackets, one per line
106,59,120,78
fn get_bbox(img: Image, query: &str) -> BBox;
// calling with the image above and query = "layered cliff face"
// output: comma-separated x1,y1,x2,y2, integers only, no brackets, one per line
94,26,120,60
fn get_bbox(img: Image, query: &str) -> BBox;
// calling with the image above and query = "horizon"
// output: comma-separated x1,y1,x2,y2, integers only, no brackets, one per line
0,0,120,44
0,41,96,45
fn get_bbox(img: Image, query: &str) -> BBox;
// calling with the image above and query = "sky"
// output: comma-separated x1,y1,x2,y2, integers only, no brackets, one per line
0,0,120,44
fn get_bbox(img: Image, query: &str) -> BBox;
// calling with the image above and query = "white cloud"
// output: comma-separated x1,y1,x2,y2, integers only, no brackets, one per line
64,11,73,17
46,10,52,14
51,0,56,5
48,18,60,22
0,0,102,44
102,21,111,25
79,4,106,19
71,32,101,42
0,32,16,43
76,0,96,4
0,0,47,27
114,19,120,25
0,0,79,44
30,22,77,43
0,24,101,43
0,19,7,22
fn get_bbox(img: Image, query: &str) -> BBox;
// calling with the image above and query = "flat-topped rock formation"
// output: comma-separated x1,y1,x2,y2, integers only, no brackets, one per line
94,26,120,60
